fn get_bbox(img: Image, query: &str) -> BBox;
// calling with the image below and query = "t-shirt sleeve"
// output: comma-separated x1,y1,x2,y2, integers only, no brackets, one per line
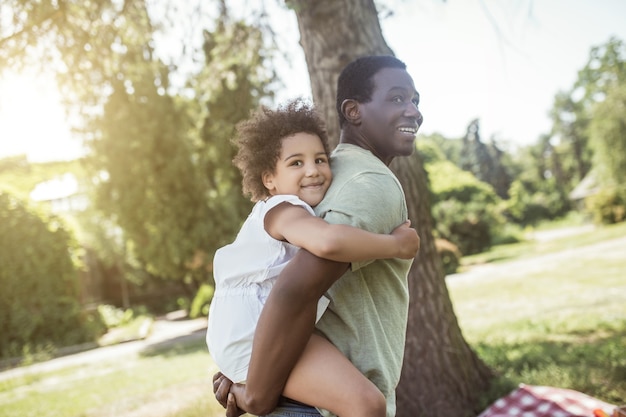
319,172,407,271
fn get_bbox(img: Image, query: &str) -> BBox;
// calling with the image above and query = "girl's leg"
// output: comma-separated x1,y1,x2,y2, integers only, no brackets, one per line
282,333,385,417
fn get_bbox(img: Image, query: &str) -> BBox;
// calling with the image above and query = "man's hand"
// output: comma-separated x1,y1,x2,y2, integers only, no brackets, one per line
213,372,244,417
213,372,232,408
391,220,420,259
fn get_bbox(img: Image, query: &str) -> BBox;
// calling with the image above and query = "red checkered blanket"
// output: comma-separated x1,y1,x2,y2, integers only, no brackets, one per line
478,384,617,417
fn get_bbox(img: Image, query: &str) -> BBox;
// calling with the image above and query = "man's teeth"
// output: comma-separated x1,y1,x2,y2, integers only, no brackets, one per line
398,127,416,133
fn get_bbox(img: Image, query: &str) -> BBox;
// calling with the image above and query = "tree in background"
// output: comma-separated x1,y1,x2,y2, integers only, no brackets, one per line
1,1,275,300
546,37,626,224
549,91,591,189
88,4,271,293
548,37,626,192
506,134,571,225
459,119,512,199
286,1,493,415
589,83,626,188
584,39,626,223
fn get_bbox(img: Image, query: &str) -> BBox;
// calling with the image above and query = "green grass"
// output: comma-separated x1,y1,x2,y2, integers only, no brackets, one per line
0,339,225,417
449,221,626,405
1,221,624,416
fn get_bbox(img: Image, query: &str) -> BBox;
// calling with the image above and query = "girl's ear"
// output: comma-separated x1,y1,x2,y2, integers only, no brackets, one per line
341,99,361,125
262,171,276,194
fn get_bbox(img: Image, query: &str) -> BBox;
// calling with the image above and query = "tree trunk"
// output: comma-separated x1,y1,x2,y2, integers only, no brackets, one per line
288,1,494,416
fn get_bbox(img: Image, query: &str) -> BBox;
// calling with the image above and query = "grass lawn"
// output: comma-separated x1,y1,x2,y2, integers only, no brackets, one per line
0,339,225,417
449,221,626,405
1,221,624,416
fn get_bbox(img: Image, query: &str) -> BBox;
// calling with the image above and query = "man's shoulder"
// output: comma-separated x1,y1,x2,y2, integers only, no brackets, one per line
317,161,406,228
330,145,395,182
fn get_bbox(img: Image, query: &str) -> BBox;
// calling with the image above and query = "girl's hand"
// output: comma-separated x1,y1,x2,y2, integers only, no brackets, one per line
391,220,420,259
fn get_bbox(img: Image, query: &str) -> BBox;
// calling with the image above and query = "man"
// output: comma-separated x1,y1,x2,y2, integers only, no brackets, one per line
214,55,423,417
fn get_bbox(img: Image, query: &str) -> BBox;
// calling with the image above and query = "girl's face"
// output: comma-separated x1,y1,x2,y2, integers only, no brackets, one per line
263,132,332,207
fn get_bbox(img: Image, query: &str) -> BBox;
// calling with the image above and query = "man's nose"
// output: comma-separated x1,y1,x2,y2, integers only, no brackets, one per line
406,104,423,127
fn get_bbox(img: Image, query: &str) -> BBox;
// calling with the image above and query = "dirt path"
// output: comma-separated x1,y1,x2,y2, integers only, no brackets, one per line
0,317,208,383
447,233,626,285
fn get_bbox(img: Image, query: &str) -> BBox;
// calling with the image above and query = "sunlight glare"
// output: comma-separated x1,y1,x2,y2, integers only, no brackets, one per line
0,71,83,162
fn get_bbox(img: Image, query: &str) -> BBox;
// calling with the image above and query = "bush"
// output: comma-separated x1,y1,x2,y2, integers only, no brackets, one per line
0,191,97,359
585,187,626,224
427,160,504,255
97,304,135,328
189,284,214,319
506,179,571,226
435,239,462,275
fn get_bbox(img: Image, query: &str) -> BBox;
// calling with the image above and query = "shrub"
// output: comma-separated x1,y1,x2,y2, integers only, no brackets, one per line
97,304,135,328
427,160,504,255
585,187,626,224
506,179,571,226
189,284,214,319
0,191,96,359
435,238,462,275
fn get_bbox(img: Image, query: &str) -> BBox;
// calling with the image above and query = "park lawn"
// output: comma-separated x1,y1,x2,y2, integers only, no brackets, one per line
0,340,224,417
448,221,626,406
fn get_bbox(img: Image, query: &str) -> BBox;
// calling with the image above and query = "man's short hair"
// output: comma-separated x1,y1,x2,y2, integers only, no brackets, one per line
336,55,407,127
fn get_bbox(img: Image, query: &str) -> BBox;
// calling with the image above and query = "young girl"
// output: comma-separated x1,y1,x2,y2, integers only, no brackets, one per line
206,99,419,417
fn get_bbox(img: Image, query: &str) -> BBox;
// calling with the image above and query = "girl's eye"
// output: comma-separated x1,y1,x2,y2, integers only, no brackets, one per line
316,158,328,164
290,160,303,167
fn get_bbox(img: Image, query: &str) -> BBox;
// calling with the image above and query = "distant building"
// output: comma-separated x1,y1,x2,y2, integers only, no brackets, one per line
569,171,600,203
29,172,88,213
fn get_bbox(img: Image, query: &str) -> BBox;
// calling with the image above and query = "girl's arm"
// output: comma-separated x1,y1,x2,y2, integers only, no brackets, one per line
264,202,419,262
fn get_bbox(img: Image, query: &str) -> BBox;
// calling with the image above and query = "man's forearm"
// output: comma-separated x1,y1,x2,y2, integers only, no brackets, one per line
237,250,348,415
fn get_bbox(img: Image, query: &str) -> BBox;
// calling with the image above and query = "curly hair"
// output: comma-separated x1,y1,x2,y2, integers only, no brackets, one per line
232,98,330,202
336,55,407,128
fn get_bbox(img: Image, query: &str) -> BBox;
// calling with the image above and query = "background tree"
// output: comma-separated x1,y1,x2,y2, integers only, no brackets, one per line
459,119,512,199
505,134,571,226
1,1,275,298
546,37,626,224
88,5,272,293
286,1,493,416
548,37,626,192
585,61,626,224
589,83,626,187
548,91,591,190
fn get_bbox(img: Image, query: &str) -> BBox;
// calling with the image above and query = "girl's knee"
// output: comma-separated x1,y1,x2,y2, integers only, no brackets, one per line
353,387,386,417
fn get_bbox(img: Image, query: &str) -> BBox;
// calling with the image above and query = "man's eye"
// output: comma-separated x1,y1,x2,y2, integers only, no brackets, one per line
392,96,403,103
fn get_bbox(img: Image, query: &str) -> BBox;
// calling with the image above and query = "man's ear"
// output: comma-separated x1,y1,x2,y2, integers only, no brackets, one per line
341,99,361,125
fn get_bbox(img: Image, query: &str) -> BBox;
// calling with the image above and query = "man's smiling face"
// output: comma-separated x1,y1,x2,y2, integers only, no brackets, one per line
357,67,423,164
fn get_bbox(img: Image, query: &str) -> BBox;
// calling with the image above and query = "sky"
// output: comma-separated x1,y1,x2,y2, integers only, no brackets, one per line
1,0,626,162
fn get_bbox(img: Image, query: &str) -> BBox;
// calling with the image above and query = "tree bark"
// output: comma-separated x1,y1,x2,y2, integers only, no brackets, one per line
288,1,494,416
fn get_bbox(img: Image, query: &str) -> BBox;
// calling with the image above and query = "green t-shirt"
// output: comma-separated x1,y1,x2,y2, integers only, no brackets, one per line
314,144,413,417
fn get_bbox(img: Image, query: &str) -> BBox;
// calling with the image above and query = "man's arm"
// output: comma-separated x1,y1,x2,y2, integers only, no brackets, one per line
226,249,348,415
